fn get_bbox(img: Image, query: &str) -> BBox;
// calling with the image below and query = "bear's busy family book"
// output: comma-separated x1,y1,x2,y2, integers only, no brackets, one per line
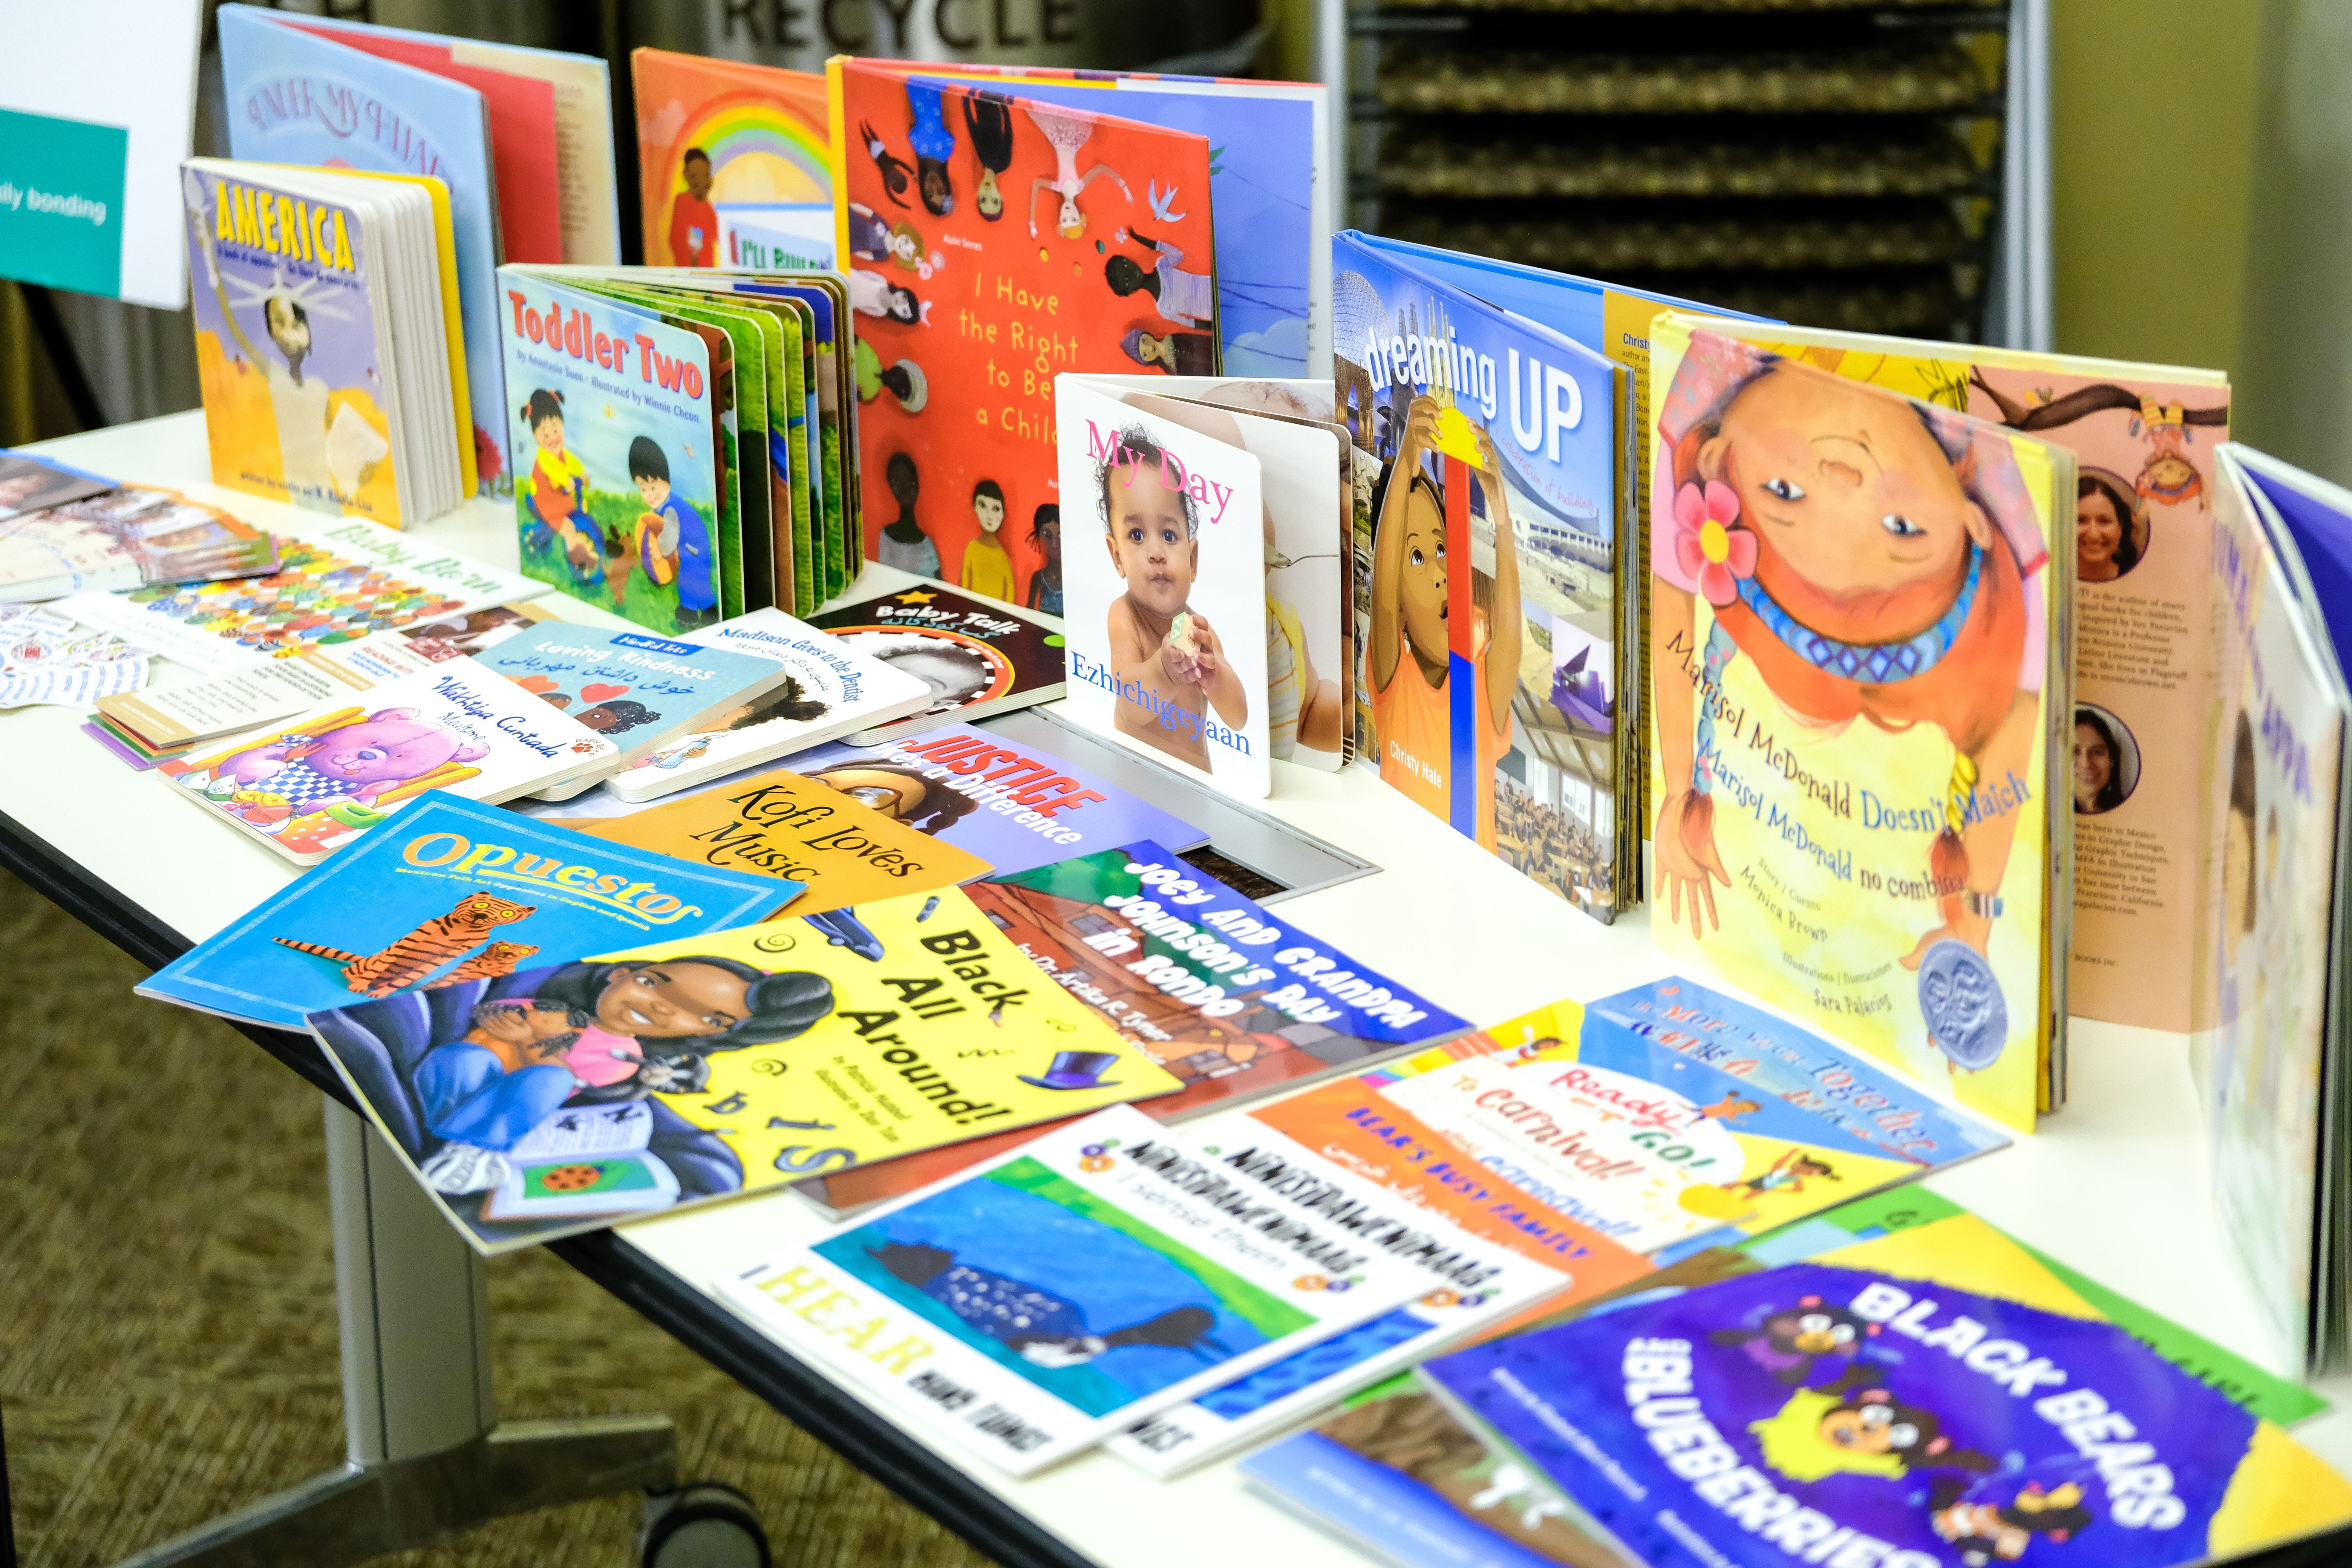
308,887,1185,1252
137,791,795,1029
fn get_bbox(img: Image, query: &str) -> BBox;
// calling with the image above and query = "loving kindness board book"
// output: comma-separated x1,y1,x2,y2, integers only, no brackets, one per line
1645,319,2075,1134
1418,1210,2352,1568
308,885,1186,1252
139,792,795,1030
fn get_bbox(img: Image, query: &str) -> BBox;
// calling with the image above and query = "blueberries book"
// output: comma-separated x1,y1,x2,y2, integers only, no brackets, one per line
137,791,797,1029
1419,1218,2352,1568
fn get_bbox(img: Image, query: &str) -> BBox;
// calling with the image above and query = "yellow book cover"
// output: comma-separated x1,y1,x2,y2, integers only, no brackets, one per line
309,882,1186,1252
1656,314,2228,1034
1644,319,2073,1133
326,168,477,497
555,768,992,915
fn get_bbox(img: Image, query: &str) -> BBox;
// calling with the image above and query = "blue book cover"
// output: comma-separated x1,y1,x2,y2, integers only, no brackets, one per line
138,790,797,1029
473,622,790,771
1241,1426,1578,1568
216,3,502,493
1588,976,2010,1171
1419,1253,2352,1568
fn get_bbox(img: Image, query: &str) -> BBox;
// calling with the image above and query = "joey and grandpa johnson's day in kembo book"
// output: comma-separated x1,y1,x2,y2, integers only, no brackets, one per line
1644,319,2075,1136
138,792,797,1031
308,887,1186,1253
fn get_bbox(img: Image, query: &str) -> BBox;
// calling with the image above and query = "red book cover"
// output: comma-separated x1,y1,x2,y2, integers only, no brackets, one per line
632,50,831,269
828,58,1219,610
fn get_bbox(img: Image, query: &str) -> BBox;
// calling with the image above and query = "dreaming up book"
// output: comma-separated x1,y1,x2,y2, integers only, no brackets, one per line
308,887,1185,1252
714,1104,1464,1475
1645,319,2075,1135
1418,1211,2352,1568
138,792,795,1030
814,838,1469,1213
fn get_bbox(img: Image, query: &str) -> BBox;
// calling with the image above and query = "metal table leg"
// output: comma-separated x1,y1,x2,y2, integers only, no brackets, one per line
113,1099,679,1567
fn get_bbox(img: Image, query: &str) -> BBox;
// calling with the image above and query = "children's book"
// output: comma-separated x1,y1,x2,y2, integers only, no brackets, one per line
95,604,542,756
1645,319,2075,1134
632,51,832,269
138,791,795,1029
554,766,991,914
306,888,1186,1252
1646,314,2232,1036
0,449,113,519
1366,999,1934,1263
813,838,1470,1214
1243,1187,2331,1568
712,1104,1461,1475
0,485,274,603
2192,444,2352,1374
806,583,1066,742
1056,377,1271,798
598,608,933,800
1334,231,1640,921
156,658,618,864
827,58,1219,607
53,511,545,676
1099,1118,1582,1479
470,622,799,797
860,61,1331,377
1418,1209,2352,1568
217,4,505,493
496,269,725,632
1585,977,2011,1171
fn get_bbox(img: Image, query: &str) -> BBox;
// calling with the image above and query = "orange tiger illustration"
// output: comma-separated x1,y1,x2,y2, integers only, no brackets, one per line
428,941,542,987
272,892,536,997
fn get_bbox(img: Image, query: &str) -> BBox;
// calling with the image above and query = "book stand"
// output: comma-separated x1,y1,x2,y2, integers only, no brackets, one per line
113,1101,677,1566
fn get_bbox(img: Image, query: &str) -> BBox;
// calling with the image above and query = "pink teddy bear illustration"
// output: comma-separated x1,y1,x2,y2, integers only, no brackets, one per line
189,707,489,832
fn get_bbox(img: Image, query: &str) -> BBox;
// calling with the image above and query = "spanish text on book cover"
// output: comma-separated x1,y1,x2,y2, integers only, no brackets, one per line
499,271,717,634
818,839,1468,1212
1334,231,1628,923
308,887,1185,1252
1654,314,2230,1033
139,792,794,1029
1421,1217,2352,1568
829,58,1217,607
715,1104,1458,1476
1645,321,2072,1133
181,165,400,521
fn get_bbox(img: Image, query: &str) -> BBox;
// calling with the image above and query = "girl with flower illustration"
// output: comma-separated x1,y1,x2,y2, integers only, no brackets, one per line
1649,332,2049,1027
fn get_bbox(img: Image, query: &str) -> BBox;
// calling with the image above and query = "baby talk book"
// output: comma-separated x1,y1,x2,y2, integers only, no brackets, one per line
308,886,1185,1253
1645,320,2075,1134
139,792,796,1030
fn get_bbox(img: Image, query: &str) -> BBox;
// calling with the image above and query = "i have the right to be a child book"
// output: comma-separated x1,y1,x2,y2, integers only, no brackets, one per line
1645,321,2075,1135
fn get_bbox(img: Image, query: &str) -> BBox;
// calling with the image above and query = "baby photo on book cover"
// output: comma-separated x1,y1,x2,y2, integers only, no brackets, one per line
1057,378,1269,797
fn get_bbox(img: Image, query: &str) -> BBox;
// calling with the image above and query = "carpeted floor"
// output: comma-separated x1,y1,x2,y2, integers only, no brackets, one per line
0,866,1001,1568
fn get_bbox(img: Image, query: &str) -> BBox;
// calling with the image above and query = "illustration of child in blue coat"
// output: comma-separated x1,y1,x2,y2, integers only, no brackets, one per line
628,435,716,629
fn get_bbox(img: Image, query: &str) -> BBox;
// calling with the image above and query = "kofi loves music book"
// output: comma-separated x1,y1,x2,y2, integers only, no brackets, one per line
138,791,796,1030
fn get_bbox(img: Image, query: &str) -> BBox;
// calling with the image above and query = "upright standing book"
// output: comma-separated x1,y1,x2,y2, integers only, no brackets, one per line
633,50,833,269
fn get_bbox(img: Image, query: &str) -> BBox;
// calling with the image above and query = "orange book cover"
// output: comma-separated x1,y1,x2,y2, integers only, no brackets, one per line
633,49,833,269
554,767,989,915
828,56,1219,607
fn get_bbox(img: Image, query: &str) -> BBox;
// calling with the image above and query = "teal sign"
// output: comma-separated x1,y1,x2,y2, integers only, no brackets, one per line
0,107,127,299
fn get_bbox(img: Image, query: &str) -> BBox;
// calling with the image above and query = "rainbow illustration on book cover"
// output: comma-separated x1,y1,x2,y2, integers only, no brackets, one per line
634,49,833,270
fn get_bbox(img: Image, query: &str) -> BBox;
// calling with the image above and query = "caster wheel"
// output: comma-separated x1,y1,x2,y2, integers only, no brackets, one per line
638,1482,772,1568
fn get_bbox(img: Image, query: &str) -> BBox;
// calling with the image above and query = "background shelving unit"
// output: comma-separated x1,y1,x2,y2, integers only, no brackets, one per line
1343,0,2039,343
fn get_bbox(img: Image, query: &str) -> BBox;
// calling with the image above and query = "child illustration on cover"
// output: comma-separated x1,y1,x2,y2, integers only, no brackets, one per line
517,389,597,582
1369,397,1521,846
1649,333,2046,1013
964,89,1015,221
628,435,712,628
961,478,1017,601
848,269,922,325
847,204,925,272
1121,328,1217,377
668,147,718,267
903,78,957,216
1027,504,1064,616
415,957,835,1162
1027,105,1130,239
1105,229,1217,332
1096,426,1248,771
876,452,940,577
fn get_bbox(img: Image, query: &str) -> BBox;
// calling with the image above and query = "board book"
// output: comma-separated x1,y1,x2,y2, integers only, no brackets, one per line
306,886,1186,1252
138,791,795,1029
807,583,1067,742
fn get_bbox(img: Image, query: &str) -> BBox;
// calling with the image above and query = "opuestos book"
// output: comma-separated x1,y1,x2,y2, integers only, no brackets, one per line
713,1104,1465,1475
138,791,795,1029
307,887,1185,1252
